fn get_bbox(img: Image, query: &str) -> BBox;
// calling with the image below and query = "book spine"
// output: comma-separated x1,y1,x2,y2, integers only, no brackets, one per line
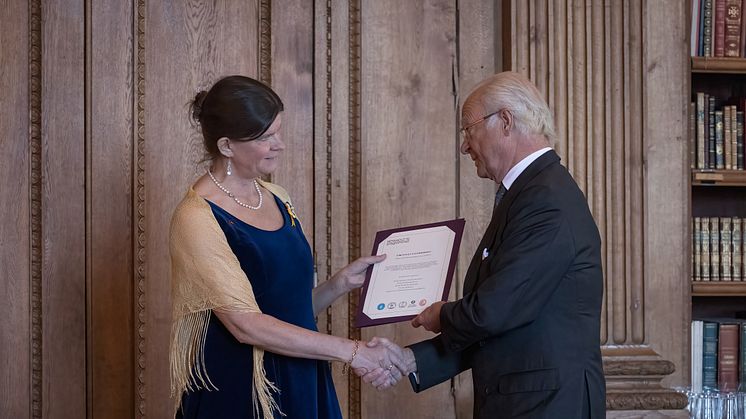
717,323,739,392
725,105,732,169
693,0,702,56
733,218,742,281
743,217,746,280
691,102,696,169
712,217,720,280
721,218,732,281
709,96,716,168
715,0,727,56
740,322,746,390
692,217,702,281
731,106,738,169
691,320,704,393
724,0,743,56
704,0,714,56
742,0,746,57
737,111,744,170
697,93,707,169
716,110,725,169
703,321,719,390
702,217,711,281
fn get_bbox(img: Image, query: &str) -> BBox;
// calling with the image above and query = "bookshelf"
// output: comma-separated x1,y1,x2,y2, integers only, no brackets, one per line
689,56,746,318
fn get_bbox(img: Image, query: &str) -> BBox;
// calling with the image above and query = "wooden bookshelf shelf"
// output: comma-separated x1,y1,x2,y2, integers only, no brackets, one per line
691,57,746,74
692,282,746,296
691,170,746,186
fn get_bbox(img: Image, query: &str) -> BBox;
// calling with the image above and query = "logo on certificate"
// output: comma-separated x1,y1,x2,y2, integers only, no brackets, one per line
377,303,386,310
419,299,427,306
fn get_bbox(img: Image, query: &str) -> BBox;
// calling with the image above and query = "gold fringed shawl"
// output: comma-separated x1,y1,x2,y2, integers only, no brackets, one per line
169,180,297,418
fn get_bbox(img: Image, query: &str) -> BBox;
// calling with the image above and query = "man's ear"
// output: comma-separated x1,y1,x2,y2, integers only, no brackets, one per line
499,109,513,134
216,137,234,157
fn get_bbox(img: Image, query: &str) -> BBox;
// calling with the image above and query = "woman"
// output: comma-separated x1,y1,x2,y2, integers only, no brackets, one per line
170,76,400,419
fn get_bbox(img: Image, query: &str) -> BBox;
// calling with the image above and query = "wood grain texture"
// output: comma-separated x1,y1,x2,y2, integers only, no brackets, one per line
641,0,690,388
144,1,258,416
41,0,87,416
609,0,626,345
359,0,458,417
590,0,608,345
88,0,135,417
627,0,644,345
270,0,315,246
0,2,31,417
455,0,496,417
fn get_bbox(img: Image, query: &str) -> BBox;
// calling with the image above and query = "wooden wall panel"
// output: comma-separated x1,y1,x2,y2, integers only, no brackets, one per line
0,2,31,417
508,0,690,411
41,0,87,417
88,0,134,417
641,0,690,388
144,2,259,417
455,0,497,417
271,0,315,242
359,0,458,417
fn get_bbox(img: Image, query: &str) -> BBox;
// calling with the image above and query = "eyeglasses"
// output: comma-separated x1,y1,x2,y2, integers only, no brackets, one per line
459,110,501,140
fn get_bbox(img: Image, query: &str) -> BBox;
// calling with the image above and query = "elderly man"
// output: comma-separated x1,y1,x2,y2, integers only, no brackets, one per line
368,71,606,419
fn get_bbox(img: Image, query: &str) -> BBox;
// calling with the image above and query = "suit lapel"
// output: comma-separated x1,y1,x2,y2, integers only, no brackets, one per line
462,150,561,294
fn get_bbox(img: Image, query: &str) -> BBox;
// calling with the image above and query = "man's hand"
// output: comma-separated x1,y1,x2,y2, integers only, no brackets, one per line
411,301,445,333
356,337,416,390
351,338,403,389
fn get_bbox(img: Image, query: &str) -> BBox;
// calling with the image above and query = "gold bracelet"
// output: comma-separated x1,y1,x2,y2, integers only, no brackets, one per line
342,340,360,375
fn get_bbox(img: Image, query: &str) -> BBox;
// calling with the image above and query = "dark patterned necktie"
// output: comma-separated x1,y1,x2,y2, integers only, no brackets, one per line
494,183,507,209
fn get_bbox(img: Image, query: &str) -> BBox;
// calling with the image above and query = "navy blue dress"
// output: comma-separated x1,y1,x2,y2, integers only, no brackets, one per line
177,194,342,419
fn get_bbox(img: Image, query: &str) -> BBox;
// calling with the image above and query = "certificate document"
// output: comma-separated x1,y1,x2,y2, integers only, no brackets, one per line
355,219,465,328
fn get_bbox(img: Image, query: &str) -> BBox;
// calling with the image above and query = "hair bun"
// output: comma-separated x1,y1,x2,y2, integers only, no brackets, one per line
191,90,209,123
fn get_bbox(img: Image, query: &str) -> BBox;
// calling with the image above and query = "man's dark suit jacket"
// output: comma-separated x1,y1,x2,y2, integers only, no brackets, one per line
409,150,605,419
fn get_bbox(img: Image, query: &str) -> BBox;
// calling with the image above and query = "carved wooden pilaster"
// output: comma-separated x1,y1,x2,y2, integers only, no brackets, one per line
29,0,43,417
506,0,690,412
134,0,147,416
603,346,688,410
347,1,362,417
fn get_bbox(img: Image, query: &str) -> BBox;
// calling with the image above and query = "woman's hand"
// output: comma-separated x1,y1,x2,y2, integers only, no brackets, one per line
335,254,386,293
313,254,386,315
351,339,402,389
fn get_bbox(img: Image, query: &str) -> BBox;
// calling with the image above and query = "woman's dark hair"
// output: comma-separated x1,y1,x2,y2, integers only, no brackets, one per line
190,75,284,159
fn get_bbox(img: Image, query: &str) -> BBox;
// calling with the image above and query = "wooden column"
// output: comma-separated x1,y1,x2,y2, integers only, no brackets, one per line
506,0,689,415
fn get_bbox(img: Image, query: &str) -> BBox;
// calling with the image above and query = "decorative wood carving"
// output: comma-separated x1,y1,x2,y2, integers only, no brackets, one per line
347,0,361,417
323,0,333,337
135,0,147,416
29,0,43,417
603,346,688,410
606,393,689,411
259,0,272,86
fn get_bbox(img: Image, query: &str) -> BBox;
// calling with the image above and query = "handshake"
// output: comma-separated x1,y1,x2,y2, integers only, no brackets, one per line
347,298,446,389
349,337,416,390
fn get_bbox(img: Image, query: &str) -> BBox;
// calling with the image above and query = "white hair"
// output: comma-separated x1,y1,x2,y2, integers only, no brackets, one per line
472,72,556,145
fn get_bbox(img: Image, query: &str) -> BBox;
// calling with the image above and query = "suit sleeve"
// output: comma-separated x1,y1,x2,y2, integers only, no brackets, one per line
406,336,471,392
438,185,575,352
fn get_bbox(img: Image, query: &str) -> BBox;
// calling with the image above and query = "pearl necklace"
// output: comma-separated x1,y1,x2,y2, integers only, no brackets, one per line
207,169,263,210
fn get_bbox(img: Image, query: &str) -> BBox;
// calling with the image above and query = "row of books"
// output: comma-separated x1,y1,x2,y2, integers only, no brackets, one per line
691,0,746,58
691,319,746,393
692,217,745,281
690,93,745,171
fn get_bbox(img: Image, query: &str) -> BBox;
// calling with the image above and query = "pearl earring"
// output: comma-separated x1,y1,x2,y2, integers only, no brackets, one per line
226,159,232,176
